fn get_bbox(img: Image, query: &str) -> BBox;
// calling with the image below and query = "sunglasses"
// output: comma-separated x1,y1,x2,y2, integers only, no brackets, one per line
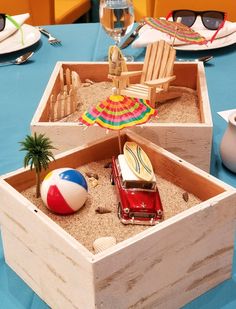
0,13,6,32
167,10,226,30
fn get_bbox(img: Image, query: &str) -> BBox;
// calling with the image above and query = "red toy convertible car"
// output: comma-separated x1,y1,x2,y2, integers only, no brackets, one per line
111,155,163,225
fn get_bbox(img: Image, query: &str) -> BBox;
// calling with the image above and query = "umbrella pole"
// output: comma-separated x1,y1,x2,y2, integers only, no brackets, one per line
172,17,182,47
118,130,122,153
172,24,178,47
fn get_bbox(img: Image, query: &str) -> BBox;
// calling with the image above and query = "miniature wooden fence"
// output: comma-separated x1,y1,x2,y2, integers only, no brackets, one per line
49,68,81,121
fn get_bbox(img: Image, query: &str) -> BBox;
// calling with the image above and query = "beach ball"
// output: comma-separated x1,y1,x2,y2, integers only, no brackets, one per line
41,168,88,215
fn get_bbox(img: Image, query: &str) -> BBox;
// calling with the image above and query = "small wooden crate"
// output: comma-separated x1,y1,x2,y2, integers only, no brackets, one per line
31,61,212,172
0,132,236,309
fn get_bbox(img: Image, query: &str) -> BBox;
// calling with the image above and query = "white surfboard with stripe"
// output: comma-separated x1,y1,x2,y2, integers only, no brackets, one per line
123,142,154,181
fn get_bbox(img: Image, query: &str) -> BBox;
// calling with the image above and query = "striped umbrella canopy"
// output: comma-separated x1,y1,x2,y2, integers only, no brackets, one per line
144,17,208,45
79,94,157,152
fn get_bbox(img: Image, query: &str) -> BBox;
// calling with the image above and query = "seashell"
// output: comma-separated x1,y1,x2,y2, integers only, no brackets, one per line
93,236,116,254
104,161,112,168
95,206,111,214
88,177,98,188
85,78,94,85
182,192,189,202
82,82,91,87
91,179,98,188
85,172,99,180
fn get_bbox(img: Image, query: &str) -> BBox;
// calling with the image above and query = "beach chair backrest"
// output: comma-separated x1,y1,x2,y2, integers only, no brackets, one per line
140,40,176,88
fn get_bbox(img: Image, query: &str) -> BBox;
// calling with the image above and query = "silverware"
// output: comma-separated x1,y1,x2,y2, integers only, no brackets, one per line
177,55,213,63
120,23,144,49
0,51,34,65
37,27,61,46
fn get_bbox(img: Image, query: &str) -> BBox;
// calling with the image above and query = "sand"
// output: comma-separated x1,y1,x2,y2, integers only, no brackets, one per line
60,82,201,123
22,159,202,253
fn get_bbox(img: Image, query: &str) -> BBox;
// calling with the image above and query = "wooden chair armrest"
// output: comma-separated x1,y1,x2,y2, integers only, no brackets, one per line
108,70,143,81
120,70,143,77
144,75,176,87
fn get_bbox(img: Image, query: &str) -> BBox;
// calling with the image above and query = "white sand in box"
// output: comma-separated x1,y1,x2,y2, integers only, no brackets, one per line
60,82,201,123
22,159,202,253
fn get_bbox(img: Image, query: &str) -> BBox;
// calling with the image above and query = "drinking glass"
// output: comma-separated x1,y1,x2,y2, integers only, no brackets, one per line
99,0,135,61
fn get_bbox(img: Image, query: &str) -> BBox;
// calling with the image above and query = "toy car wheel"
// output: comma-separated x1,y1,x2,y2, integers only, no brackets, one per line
110,172,115,185
117,202,121,219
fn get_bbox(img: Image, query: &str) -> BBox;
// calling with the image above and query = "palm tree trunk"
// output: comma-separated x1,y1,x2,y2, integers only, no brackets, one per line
36,172,40,198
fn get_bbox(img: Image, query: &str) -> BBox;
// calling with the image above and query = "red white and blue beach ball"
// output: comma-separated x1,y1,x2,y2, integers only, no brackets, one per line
41,168,88,215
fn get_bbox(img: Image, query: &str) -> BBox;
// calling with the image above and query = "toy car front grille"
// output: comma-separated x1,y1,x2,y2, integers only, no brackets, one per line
129,212,156,219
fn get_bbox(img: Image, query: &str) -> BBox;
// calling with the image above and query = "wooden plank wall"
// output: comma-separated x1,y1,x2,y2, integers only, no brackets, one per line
93,192,236,309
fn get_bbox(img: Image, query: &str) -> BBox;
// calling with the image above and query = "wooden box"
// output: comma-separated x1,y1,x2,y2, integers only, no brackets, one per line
0,132,236,309
31,61,212,172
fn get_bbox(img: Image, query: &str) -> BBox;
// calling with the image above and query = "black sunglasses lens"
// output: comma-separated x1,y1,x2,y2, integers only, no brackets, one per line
0,14,5,32
202,11,224,30
173,10,196,27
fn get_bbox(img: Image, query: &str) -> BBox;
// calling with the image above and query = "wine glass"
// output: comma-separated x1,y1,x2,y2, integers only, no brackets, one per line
99,0,135,61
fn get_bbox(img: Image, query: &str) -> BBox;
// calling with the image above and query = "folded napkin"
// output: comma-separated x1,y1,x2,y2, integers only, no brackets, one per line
218,109,236,122
0,13,30,43
132,17,236,48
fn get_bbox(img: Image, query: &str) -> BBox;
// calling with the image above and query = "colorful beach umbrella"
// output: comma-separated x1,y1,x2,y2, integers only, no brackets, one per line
79,93,157,153
144,17,208,46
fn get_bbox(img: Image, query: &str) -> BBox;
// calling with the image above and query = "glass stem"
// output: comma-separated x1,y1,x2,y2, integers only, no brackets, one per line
114,34,121,46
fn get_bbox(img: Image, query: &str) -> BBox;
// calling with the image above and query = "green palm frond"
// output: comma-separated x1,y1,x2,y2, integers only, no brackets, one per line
19,133,56,172
19,133,56,198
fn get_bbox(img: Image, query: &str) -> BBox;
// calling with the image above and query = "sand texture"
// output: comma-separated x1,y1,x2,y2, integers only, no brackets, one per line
60,82,200,123
22,160,202,254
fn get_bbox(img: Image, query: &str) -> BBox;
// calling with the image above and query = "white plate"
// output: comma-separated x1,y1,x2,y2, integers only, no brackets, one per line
0,24,41,54
133,18,236,51
175,31,236,50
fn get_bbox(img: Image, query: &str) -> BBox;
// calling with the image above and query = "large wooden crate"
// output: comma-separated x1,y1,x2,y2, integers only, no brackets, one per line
31,61,212,172
0,132,235,309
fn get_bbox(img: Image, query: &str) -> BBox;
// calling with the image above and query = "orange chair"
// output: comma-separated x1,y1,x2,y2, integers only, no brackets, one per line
55,0,91,24
153,0,236,22
133,0,155,21
0,0,91,25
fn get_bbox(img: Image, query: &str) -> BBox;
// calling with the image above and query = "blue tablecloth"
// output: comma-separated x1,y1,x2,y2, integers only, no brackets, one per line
0,23,236,308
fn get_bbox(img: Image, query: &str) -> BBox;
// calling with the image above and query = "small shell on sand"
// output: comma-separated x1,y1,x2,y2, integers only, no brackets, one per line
104,162,112,168
85,172,99,180
183,192,189,202
95,206,112,214
93,236,116,254
88,177,98,188
82,82,91,87
85,78,94,85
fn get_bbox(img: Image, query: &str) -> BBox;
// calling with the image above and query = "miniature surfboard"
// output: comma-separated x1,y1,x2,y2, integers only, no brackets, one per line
123,142,154,181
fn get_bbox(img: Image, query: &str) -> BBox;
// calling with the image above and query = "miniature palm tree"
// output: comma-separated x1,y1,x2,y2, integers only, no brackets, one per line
19,133,55,198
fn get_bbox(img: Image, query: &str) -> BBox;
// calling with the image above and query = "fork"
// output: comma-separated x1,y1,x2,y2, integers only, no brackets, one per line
37,27,61,46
